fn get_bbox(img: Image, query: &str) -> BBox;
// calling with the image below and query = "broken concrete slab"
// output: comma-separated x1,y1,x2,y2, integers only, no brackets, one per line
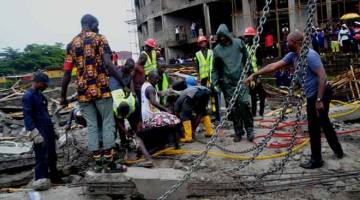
0,141,32,155
85,167,187,200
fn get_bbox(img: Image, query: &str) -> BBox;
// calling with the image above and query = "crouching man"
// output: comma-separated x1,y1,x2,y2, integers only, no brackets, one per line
23,72,62,190
174,77,214,142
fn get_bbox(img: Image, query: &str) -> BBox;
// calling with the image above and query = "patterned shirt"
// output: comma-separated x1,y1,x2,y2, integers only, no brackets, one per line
64,31,112,102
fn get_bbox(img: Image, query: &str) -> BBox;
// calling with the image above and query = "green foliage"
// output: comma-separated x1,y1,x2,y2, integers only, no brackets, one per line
0,43,65,75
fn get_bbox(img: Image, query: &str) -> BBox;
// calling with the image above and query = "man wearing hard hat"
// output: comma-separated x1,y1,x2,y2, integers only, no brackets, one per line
243,27,266,118
137,38,158,76
195,36,221,122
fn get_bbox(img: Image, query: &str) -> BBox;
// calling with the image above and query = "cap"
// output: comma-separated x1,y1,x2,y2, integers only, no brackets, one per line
32,71,50,85
145,38,157,48
244,27,256,36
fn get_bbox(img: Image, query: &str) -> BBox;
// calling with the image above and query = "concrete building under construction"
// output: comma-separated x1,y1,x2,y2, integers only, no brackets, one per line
134,0,360,61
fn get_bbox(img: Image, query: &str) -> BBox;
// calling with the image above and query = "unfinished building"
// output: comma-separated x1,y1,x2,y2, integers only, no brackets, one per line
134,0,360,61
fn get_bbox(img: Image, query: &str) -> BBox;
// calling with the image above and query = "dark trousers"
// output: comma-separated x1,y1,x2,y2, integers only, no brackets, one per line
250,81,266,117
200,77,221,121
34,130,58,180
175,33,180,41
306,87,343,161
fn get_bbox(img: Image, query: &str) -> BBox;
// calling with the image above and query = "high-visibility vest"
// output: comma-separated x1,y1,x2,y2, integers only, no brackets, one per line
246,44,258,73
111,89,136,119
143,50,157,75
155,73,169,105
195,49,213,80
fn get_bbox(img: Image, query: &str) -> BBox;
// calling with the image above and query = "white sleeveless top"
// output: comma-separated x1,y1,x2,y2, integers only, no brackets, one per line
141,82,160,122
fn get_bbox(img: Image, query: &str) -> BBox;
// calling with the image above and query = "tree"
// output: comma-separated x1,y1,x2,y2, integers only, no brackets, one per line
0,43,65,75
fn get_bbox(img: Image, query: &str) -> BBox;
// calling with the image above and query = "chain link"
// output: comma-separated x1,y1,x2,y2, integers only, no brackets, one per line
157,1,274,199
249,0,317,180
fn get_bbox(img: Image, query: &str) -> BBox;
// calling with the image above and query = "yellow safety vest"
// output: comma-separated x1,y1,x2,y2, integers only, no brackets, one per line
246,44,258,73
111,89,136,119
143,50,157,75
155,73,169,105
195,49,213,80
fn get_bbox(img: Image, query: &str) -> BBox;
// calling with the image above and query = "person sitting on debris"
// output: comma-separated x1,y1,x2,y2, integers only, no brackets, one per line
174,77,214,143
139,70,181,152
246,30,344,169
138,38,157,76
23,72,62,190
61,14,126,173
65,102,87,131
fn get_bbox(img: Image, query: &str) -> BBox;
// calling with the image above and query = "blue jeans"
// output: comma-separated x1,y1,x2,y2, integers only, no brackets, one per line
80,98,115,151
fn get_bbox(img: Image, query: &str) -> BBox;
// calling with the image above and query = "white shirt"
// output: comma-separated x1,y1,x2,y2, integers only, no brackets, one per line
338,29,349,44
175,27,180,34
141,82,160,122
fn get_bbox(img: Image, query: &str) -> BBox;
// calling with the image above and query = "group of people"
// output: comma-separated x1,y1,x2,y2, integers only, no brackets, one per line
23,14,345,190
313,22,360,54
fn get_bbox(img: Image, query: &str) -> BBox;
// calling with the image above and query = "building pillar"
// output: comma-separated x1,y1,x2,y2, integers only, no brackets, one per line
288,0,297,32
326,0,332,21
203,3,212,36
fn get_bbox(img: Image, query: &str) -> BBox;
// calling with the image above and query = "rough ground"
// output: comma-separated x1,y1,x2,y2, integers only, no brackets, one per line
1,115,360,199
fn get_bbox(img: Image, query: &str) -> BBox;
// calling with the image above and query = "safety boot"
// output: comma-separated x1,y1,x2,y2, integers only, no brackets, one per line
180,120,193,143
246,128,255,142
93,150,103,173
203,115,213,137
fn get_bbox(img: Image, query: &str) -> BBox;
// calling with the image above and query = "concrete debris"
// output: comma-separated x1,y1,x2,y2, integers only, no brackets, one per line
32,178,51,191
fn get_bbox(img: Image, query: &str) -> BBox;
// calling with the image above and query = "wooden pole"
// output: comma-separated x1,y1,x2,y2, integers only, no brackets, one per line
349,60,360,100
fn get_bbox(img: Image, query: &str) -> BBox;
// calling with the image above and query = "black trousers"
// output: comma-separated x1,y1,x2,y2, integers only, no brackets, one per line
250,81,266,117
306,86,343,161
34,128,58,180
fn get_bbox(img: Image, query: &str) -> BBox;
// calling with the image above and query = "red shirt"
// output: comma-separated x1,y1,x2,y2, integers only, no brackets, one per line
132,64,145,91
265,34,274,47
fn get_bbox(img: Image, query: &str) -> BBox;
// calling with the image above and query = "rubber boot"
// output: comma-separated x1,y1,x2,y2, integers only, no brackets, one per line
203,115,213,137
180,120,193,143
93,151,103,173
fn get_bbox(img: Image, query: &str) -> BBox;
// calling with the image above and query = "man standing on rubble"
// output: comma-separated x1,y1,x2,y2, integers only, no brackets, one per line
243,27,266,118
61,14,126,173
137,38,157,76
212,24,254,142
23,72,62,190
195,36,221,122
246,30,344,169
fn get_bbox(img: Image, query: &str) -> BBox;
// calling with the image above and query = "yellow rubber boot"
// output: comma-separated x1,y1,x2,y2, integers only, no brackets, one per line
180,120,193,143
203,115,213,137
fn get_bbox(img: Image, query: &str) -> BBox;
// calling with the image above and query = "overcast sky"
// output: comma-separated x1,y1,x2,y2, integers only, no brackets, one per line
0,0,134,51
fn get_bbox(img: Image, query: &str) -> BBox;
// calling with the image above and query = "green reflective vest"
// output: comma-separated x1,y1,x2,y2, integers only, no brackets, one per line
246,44,258,73
195,49,213,80
111,89,136,119
155,73,169,105
143,50,157,75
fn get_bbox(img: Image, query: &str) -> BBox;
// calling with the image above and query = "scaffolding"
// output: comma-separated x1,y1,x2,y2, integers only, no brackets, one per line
125,0,139,59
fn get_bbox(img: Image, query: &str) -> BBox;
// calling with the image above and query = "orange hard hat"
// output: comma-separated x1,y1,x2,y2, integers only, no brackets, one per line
244,27,256,36
145,38,157,48
197,36,208,44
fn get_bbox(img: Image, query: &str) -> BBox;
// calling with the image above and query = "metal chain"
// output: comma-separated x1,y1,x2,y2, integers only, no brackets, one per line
157,1,274,199
224,0,318,175
253,0,317,180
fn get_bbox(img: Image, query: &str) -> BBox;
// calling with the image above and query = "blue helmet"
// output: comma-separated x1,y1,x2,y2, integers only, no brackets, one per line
185,76,196,87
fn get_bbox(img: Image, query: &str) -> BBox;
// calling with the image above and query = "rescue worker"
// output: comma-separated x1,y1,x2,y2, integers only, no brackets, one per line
195,36,221,122
112,88,153,167
212,24,254,142
243,27,266,118
61,14,126,173
23,72,62,190
109,58,134,92
137,38,157,76
174,77,213,142
156,59,173,106
245,31,344,169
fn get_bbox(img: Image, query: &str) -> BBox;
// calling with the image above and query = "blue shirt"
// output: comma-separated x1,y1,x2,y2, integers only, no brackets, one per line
282,49,323,97
109,67,132,91
22,88,53,131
